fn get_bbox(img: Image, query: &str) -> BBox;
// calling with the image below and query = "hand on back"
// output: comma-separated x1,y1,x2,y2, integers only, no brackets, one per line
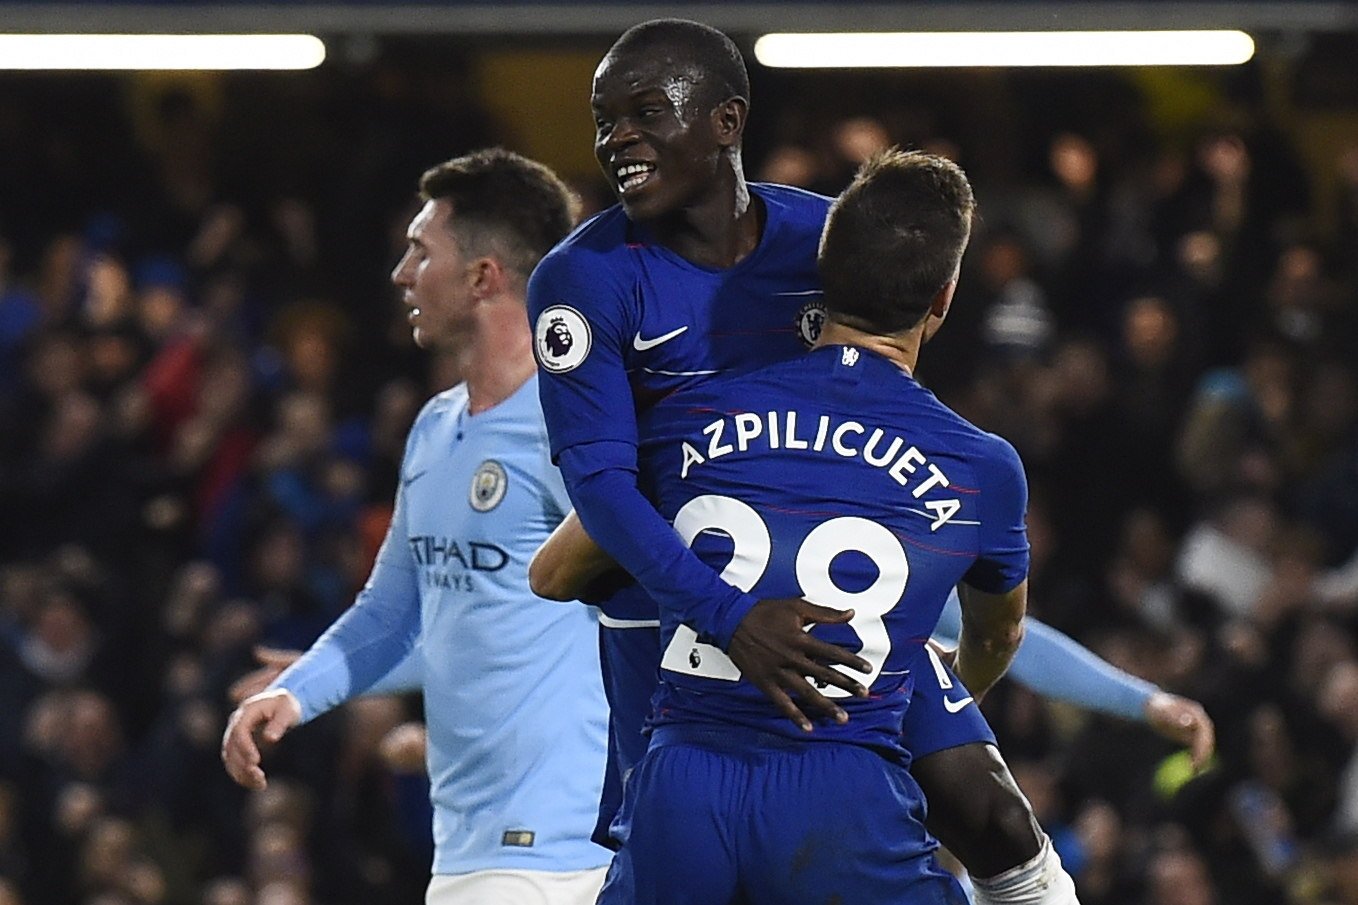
727,597,871,732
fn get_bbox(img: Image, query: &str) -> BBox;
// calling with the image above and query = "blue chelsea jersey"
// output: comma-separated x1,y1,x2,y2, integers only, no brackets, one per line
528,183,832,620
636,346,1031,751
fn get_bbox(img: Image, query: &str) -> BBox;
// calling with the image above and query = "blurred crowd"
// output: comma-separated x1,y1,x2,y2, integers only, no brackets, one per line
2,52,1358,905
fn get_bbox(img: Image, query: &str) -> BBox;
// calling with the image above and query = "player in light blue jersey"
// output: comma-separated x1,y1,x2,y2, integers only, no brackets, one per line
221,149,610,905
929,590,1213,769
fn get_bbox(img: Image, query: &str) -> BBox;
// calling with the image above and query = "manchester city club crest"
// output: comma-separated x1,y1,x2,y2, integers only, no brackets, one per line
796,301,827,347
469,460,508,512
534,305,591,373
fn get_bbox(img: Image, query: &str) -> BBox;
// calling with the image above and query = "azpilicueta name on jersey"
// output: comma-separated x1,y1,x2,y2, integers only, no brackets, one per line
677,410,964,531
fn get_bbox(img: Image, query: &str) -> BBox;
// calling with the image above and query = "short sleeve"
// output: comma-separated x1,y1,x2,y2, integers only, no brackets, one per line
962,435,1030,593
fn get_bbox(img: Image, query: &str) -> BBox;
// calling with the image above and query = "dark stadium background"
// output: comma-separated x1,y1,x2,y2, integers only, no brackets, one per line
1,2,1358,903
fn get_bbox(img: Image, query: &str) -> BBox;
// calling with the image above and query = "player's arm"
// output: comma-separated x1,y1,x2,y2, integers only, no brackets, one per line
932,592,1215,768
229,643,423,704
559,444,868,724
529,510,621,602
954,580,1027,701
953,435,1030,700
529,427,631,603
363,646,424,695
221,445,423,790
528,254,867,719
527,253,755,646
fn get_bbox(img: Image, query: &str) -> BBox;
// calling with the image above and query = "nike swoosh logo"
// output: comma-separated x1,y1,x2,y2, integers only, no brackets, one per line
943,695,974,713
632,325,688,351
402,469,429,488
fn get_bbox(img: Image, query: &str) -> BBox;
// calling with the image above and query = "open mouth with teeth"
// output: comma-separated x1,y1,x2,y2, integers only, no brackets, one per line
616,162,656,193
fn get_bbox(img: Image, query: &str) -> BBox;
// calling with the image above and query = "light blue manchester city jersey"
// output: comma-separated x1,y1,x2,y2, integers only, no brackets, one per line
273,375,609,876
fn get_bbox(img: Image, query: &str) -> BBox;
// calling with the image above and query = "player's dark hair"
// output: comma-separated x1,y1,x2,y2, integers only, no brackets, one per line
609,18,750,111
419,148,578,280
818,149,975,334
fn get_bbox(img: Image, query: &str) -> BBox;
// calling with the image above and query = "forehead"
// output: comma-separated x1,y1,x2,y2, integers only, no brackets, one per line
592,48,705,103
408,198,455,239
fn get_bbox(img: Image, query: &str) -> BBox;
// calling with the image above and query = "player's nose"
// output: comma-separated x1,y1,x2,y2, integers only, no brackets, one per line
603,115,642,152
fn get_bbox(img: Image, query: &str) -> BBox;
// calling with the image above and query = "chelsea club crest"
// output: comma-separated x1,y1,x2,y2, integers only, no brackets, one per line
796,301,827,347
469,460,508,512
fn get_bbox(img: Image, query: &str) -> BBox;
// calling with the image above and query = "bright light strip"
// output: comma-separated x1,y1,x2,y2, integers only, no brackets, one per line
0,34,326,70
754,31,1255,68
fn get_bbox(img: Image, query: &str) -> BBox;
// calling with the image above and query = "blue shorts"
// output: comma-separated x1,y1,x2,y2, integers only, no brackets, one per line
594,621,662,848
598,724,969,905
594,628,995,846
900,645,995,761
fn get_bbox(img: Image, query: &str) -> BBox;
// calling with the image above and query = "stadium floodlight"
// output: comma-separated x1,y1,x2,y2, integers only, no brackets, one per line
0,34,326,70
753,31,1256,68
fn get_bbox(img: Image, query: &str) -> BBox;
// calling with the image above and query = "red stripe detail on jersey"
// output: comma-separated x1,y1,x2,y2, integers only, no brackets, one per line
893,532,979,558
753,501,975,558
680,406,749,417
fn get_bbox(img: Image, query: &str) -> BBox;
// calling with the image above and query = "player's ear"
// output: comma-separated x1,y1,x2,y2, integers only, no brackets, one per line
467,256,505,301
922,280,957,344
712,96,747,149
930,280,956,320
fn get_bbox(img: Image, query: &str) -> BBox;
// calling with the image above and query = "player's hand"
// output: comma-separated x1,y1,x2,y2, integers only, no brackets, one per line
728,597,871,732
1145,691,1215,771
379,721,428,774
228,646,302,704
221,689,301,790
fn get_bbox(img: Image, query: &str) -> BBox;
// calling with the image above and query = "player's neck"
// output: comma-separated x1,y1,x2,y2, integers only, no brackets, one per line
462,299,537,414
648,166,761,269
815,321,921,377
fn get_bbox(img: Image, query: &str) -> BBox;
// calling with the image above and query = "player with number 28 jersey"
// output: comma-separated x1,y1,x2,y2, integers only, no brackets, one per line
637,344,1029,753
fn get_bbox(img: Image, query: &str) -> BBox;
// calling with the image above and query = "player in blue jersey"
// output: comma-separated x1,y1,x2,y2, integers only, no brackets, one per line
221,149,611,905
527,18,856,854
598,148,1031,903
527,17,1210,903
